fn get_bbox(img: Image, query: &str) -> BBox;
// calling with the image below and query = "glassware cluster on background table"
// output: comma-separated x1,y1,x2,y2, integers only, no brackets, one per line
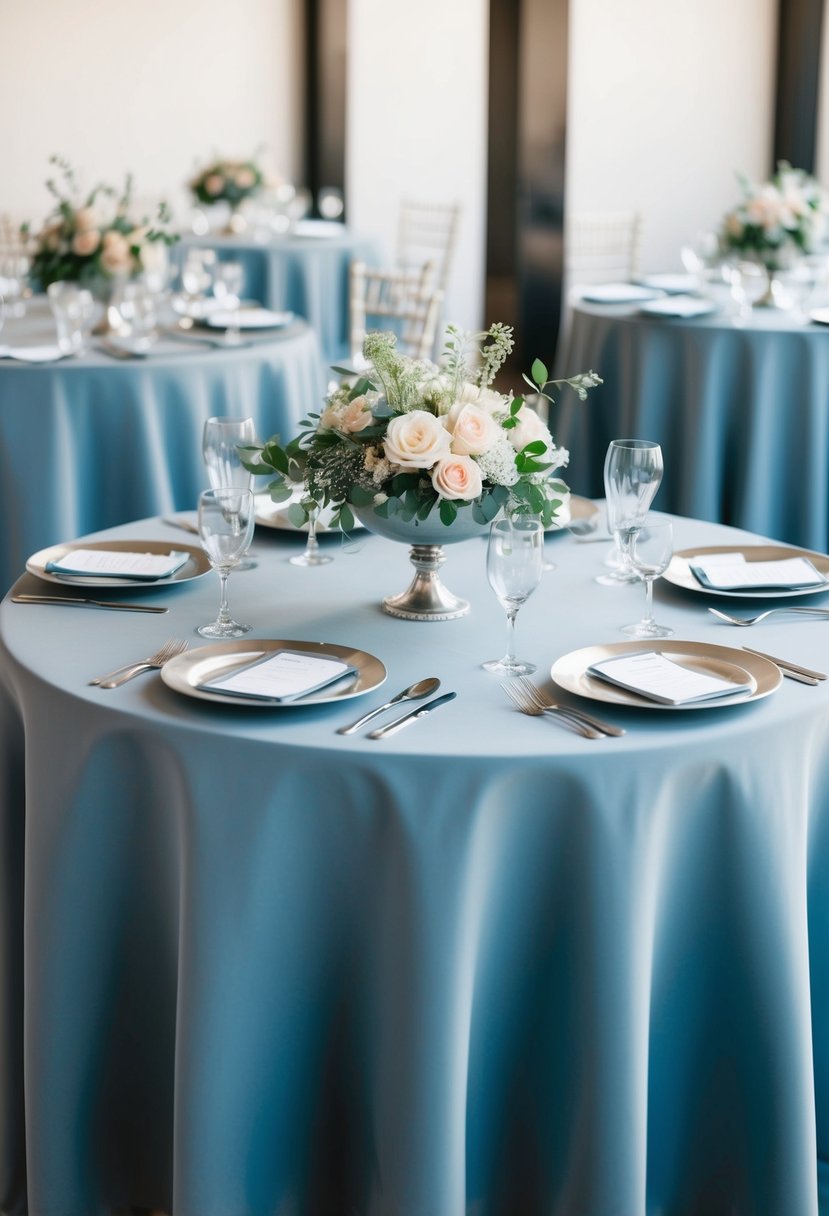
2,509,829,1216
0,298,325,594
175,224,382,365
556,295,829,552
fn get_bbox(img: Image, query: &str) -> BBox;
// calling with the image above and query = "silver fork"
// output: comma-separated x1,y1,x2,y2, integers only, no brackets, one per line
708,606,829,626
517,677,626,737
502,681,604,738
91,638,189,688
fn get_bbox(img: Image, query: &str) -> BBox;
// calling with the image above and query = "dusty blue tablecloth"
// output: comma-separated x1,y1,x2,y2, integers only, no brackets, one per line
556,299,829,552
1,510,829,1215
177,226,382,366
0,301,324,593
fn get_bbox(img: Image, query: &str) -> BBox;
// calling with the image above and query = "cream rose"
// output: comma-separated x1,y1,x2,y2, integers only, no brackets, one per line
99,232,133,275
74,206,100,233
383,409,451,469
234,168,256,190
321,394,374,435
204,173,225,197
72,228,100,257
431,454,483,500
446,403,500,456
453,381,508,417
507,404,554,454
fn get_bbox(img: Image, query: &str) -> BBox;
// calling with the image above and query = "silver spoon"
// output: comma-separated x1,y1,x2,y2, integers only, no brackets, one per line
337,676,441,735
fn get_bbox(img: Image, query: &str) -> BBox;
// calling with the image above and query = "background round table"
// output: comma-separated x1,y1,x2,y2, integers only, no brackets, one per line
2,510,829,1216
178,224,382,365
0,299,324,593
556,298,829,551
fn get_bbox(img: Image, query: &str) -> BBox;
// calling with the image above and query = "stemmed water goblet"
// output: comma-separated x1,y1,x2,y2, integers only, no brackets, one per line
196,487,255,638
212,261,244,344
202,416,258,569
482,516,544,675
289,500,333,567
622,520,674,638
596,439,663,586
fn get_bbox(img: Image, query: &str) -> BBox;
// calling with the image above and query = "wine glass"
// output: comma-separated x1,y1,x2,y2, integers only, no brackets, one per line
213,261,244,344
622,521,674,638
180,250,213,319
196,487,255,638
596,439,663,586
203,416,258,570
290,501,333,567
482,516,544,675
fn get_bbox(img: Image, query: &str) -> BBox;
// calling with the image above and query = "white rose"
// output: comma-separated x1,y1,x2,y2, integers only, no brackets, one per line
431,455,483,500
72,228,100,257
446,403,500,456
453,382,507,417
507,404,554,454
383,409,451,469
139,240,168,274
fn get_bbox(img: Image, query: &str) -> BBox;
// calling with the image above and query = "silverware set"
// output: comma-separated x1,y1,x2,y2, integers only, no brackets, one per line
12,593,168,613
708,606,829,626
502,677,625,738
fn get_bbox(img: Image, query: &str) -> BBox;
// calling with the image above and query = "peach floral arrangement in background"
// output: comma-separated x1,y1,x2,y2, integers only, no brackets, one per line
27,156,175,290
189,155,271,207
719,161,829,270
243,324,601,532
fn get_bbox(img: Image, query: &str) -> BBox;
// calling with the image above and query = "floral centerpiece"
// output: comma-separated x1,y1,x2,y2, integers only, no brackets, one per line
719,161,829,272
189,156,268,208
27,156,176,291
243,324,600,619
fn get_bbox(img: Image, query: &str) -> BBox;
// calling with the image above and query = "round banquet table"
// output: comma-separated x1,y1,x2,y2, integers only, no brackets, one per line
177,225,382,366
2,511,829,1216
0,299,324,595
556,298,829,553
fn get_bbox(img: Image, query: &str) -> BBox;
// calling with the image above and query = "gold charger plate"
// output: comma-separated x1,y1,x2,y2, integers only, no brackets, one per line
665,544,829,599
551,639,781,711
26,539,211,589
161,638,387,707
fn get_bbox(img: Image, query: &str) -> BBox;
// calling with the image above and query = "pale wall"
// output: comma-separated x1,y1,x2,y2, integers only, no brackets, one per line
567,0,778,272
345,0,490,334
0,0,303,226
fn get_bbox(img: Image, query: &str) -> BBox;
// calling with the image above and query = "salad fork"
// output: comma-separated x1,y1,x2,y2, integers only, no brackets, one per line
502,681,604,738
516,677,626,736
708,606,829,626
91,638,189,687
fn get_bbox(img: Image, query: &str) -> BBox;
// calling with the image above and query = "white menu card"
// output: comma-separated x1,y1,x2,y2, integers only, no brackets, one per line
588,651,754,705
200,650,357,702
45,549,189,580
690,554,827,591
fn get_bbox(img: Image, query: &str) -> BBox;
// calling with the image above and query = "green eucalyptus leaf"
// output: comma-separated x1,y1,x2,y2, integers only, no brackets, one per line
531,358,548,387
521,440,548,456
338,503,355,532
439,499,458,526
349,486,376,506
287,503,308,528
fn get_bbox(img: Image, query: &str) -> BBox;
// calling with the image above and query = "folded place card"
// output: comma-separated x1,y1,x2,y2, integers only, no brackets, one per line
199,650,357,701
588,651,754,705
690,555,827,591
45,548,189,580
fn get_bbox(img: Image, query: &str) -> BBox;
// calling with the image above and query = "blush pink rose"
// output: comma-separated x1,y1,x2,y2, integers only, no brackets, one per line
446,403,500,456
204,173,225,197
72,229,101,257
431,454,483,500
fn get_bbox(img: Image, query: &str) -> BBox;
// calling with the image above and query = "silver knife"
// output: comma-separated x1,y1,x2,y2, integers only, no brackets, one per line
368,691,457,738
741,645,826,681
11,594,168,613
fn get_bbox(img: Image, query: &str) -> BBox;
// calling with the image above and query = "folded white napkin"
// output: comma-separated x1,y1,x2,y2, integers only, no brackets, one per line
200,649,356,701
589,651,753,705
579,283,663,304
45,548,189,580
206,308,293,330
0,344,65,363
638,294,715,318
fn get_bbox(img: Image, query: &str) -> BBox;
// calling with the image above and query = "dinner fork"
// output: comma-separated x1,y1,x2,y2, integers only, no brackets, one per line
91,638,189,688
517,677,626,737
708,606,829,626
501,681,604,738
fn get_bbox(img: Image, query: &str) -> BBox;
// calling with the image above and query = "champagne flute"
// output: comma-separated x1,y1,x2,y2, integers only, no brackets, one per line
196,487,255,638
482,516,544,675
596,439,663,586
203,416,258,569
213,261,244,344
622,521,674,638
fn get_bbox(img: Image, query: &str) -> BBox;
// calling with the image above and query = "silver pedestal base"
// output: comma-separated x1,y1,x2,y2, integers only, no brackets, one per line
382,544,470,621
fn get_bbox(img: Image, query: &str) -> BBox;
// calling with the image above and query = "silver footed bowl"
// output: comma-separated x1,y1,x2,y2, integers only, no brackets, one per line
352,502,492,546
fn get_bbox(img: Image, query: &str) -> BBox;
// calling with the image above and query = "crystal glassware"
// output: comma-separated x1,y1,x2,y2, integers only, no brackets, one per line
202,416,258,570
290,503,333,566
212,260,244,344
596,439,663,586
622,520,674,638
482,516,544,675
47,282,95,355
196,487,255,638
